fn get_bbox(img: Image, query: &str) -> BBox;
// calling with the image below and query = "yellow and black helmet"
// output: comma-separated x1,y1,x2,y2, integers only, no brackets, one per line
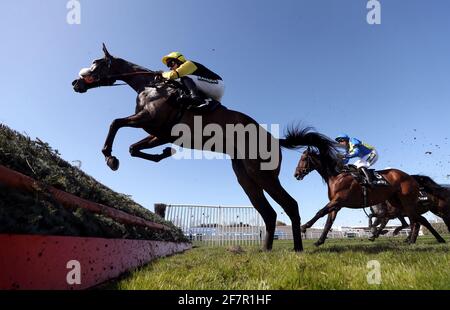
162,52,187,65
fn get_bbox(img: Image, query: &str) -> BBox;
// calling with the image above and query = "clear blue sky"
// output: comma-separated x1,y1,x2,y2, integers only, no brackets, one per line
1,0,449,227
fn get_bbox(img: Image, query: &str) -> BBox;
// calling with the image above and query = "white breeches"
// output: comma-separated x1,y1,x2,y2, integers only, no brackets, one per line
353,150,378,168
186,75,225,102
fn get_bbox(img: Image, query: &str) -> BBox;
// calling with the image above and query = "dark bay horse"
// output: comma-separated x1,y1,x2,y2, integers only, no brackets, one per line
292,134,446,246
368,203,410,239
369,175,450,241
72,44,329,252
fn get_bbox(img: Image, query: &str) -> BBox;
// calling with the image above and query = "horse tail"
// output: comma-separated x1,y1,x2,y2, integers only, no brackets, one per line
280,125,331,150
412,175,450,201
280,124,342,173
280,125,339,154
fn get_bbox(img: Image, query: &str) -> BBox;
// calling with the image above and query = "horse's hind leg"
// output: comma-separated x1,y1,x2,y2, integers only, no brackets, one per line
443,215,450,233
231,160,277,251
129,135,174,163
258,177,303,251
415,215,446,243
399,192,445,243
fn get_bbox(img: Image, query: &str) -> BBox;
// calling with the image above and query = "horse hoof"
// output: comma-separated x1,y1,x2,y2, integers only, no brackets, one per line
300,225,307,233
106,156,120,171
438,239,446,244
313,241,323,247
368,237,375,242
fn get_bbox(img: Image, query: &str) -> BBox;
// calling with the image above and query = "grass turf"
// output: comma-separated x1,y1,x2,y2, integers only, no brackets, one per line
110,235,450,290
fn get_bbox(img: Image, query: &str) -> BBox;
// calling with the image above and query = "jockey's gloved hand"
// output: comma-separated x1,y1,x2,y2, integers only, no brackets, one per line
154,71,164,83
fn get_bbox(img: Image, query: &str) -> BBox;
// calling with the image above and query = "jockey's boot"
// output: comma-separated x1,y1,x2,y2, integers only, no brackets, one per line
178,77,204,106
359,166,374,187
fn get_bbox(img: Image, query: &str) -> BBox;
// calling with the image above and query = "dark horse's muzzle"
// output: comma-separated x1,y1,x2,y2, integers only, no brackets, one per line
72,78,87,93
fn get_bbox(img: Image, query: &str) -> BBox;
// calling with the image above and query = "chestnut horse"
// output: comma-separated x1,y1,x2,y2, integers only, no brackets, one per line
292,134,446,246
72,44,333,252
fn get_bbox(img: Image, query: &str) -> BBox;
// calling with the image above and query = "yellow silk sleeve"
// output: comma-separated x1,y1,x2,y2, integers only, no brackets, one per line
162,61,198,80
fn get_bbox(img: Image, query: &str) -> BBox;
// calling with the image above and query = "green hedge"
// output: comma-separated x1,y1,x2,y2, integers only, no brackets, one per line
0,123,187,242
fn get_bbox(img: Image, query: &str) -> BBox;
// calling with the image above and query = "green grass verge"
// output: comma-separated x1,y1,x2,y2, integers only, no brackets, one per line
110,235,450,290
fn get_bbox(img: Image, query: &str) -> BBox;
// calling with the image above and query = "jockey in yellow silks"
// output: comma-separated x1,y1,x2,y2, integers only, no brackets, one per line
161,52,224,106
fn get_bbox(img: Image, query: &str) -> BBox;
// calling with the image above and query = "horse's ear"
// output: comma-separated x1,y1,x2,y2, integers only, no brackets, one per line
306,146,311,153
102,43,112,58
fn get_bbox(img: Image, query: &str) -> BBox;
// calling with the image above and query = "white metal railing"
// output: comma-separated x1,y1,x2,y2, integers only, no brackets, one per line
164,204,266,246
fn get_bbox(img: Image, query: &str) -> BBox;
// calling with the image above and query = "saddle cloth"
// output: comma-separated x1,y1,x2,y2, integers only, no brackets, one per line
418,189,430,202
344,165,390,186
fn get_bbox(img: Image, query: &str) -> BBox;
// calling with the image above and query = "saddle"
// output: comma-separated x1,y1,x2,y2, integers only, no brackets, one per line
163,80,222,115
186,98,222,114
342,165,390,187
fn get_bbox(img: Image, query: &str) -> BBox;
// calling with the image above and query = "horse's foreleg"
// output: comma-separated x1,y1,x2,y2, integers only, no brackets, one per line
301,201,341,233
369,217,382,240
101,111,151,170
368,214,374,230
393,216,409,236
231,160,277,251
315,210,338,246
378,218,390,235
370,217,381,234
129,135,175,163
369,217,389,241
406,222,420,243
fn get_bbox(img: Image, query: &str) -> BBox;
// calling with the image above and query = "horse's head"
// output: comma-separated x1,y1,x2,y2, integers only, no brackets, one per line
72,43,118,93
294,147,320,180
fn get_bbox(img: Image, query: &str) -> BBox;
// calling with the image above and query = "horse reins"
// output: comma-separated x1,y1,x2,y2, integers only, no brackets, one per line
88,71,161,87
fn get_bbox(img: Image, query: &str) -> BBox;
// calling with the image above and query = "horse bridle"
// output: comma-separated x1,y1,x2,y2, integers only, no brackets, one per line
82,70,162,88
84,57,161,87
300,150,315,176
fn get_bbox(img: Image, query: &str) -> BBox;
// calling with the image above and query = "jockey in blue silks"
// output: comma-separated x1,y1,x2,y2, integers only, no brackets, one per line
335,133,379,186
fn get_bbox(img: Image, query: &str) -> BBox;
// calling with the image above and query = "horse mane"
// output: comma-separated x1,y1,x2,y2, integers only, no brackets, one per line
116,58,154,74
282,125,342,178
412,175,450,201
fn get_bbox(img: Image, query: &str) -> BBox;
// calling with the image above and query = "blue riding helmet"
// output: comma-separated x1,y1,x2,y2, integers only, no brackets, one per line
335,133,350,142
